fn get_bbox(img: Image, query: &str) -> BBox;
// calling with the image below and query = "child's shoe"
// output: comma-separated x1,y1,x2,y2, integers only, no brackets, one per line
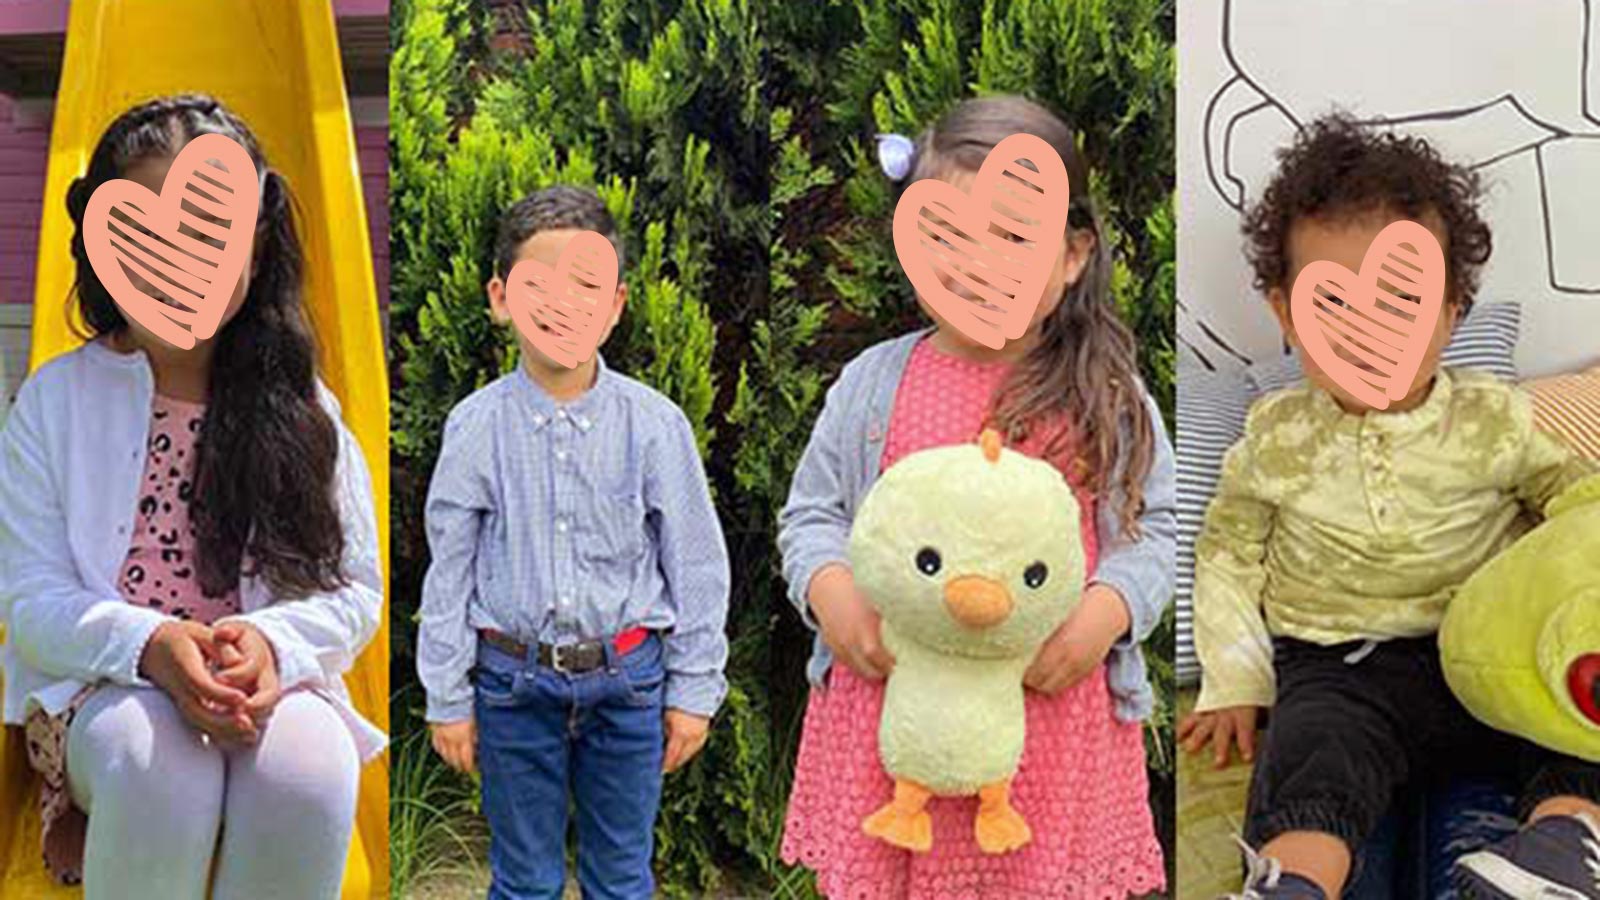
1224,839,1329,899
1454,812,1600,899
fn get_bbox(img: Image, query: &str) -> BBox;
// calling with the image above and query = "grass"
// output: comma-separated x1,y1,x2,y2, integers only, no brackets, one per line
764,701,822,900
388,720,488,900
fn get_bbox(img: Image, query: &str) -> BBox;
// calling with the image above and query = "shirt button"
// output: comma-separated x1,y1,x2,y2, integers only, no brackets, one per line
533,414,546,425
559,595,571,606
556,450,569,462
577,416,590,429
556,519,568,534
557,409,568,420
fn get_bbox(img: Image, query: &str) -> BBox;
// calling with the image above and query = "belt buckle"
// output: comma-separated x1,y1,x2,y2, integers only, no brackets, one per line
550,642,578,674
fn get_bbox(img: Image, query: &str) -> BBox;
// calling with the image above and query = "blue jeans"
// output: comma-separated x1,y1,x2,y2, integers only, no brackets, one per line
473,634,666,900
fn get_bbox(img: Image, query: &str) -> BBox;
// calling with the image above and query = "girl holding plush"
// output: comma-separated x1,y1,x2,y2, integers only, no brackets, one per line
779,94,1175,899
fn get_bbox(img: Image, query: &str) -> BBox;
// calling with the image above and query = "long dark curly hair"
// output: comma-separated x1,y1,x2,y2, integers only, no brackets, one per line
907,95,1154,535
66,94,346,599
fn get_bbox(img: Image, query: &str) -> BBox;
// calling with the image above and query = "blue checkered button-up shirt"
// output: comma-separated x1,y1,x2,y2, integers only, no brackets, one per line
417,359,731,722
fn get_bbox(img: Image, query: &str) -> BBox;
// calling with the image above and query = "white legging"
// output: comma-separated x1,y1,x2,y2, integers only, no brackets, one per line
66,684,360,900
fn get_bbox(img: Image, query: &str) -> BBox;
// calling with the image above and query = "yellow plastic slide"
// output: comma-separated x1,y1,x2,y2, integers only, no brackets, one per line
4,1,389,896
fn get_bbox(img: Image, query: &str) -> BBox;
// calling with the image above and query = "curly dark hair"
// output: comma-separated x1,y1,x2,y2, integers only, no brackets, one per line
1243,114,1492,310
67,94,348,600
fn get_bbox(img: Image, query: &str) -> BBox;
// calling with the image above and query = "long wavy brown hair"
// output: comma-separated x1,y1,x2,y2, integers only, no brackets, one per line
907,95,1154,534
65,94,348,599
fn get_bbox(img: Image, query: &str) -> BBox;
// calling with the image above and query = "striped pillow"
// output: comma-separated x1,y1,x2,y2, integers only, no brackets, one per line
1245,302,1523,394
1174,367,1254,686
1173,302,1523,686
1526,368,1600,461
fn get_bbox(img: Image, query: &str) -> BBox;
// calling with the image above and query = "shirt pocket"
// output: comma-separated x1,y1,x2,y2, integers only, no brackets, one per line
583,494,648,569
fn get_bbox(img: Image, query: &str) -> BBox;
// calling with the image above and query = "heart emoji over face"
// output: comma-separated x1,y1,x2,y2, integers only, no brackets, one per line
1289,219,1446,410
505,231,619,369
82,132,260,351
892,132,1070,350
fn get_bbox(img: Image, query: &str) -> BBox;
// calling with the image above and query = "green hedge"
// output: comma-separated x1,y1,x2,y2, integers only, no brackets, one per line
389,1,1174,896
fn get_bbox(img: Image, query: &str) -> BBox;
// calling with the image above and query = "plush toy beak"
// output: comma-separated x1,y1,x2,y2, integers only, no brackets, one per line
943,575,1014,629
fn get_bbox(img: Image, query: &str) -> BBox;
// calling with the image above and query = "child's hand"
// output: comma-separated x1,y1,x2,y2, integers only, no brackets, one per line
430,719,477,774
139,620,257,744
1178,706,1262,769
1024,584,1131,695
663,709,710,774
212,621,284,729
808,564,895,680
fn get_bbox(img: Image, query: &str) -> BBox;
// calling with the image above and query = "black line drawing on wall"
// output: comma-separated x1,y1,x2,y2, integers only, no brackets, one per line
1183,0,1600,371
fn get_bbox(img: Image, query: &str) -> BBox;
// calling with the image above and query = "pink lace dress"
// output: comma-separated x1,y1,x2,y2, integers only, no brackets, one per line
781,338,1166,898
22,393,240,885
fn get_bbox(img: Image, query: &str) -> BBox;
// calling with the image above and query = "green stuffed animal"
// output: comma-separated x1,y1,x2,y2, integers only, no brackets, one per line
1440,473,1600,764
849,429,1085,854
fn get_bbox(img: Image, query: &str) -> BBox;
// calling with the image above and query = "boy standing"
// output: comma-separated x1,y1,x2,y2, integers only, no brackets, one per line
417,186,731,900
1180,118,1600,899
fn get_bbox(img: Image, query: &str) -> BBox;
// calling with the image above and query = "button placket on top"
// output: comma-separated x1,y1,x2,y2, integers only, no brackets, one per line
1359,422,1398,530
551,411,579,638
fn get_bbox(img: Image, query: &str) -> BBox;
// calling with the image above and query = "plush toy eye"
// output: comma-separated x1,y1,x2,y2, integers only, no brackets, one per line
915,548,942,576
1023,562,1048,589
1569,654,1600,726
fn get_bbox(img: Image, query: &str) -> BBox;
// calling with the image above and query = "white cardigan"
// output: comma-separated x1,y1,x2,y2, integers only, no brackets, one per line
0,340,386,761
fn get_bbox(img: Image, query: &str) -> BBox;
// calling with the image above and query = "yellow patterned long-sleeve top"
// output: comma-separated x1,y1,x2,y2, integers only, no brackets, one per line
1193,368,1599,712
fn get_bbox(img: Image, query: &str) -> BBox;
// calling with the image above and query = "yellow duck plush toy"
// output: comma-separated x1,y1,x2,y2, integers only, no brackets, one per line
849,429,1085,854
1440,474,1600,763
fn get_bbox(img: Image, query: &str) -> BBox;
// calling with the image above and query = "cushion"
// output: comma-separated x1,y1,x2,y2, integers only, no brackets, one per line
1174,367,1254,685
1525,367,1600,461
1174,303,1522,686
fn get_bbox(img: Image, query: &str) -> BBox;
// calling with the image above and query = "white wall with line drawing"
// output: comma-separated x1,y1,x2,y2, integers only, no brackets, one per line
1178,0,1600,378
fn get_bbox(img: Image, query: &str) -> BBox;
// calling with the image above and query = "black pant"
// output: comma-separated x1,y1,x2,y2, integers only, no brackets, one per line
1244,635,1600,853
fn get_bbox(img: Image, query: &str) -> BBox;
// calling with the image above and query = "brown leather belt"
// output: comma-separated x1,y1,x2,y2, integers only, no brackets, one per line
478,627,650,674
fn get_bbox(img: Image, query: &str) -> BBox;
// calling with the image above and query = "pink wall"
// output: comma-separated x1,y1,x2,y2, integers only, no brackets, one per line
357,124,390,306
0,1,67,35
0,1,389,35
0,97,48,307
0,99,389,308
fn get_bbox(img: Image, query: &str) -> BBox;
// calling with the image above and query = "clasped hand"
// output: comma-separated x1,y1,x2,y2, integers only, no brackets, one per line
138,619,282,745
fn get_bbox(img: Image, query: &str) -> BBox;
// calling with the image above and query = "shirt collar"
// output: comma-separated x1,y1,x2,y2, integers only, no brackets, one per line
515,354,611,433
1309,367,1455,436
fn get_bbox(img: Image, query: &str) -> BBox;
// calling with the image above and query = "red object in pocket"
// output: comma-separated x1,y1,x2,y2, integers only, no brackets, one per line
614,626,650,657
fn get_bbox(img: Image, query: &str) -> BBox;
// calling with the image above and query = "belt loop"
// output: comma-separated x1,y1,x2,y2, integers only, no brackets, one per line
603,636,619,675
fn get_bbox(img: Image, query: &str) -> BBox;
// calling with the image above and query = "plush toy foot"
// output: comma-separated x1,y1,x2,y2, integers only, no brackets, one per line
863,778,934,852
975,779,1032,854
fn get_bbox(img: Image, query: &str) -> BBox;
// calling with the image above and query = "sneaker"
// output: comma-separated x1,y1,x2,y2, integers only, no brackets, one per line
1224,838,1329,899
1455,812,1600,899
